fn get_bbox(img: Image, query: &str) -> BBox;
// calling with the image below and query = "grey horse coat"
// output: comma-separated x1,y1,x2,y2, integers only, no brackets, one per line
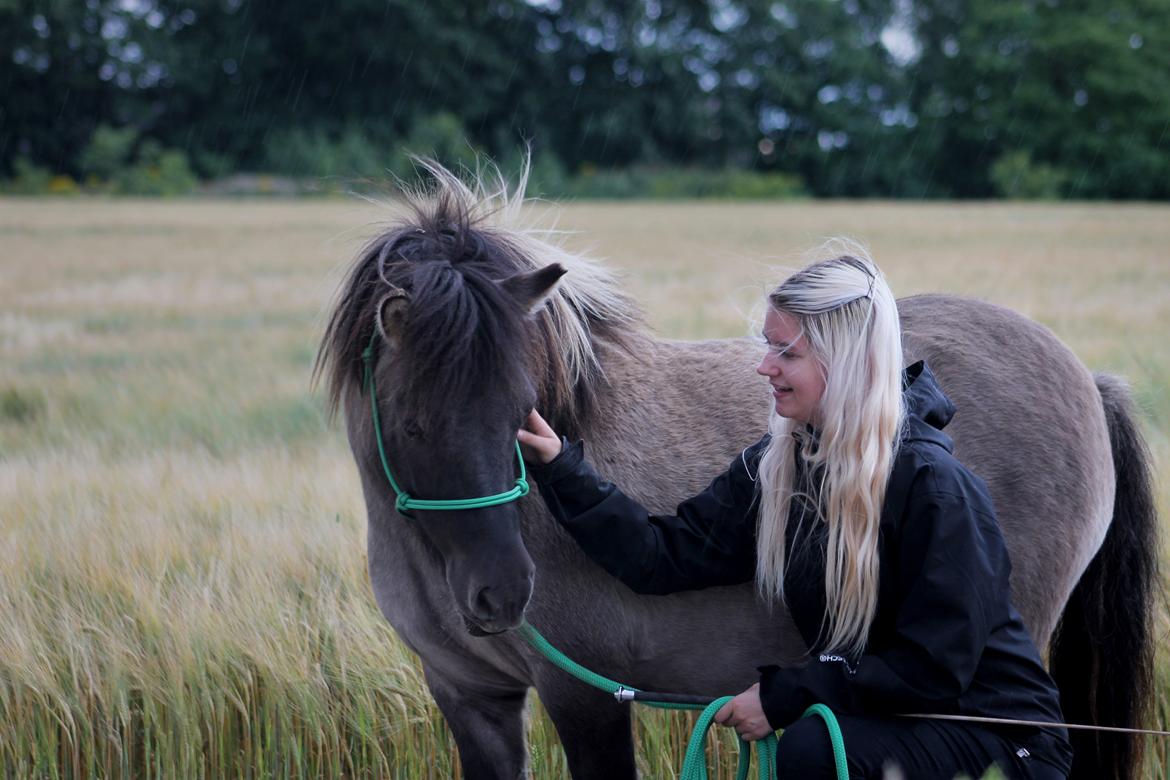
317,167,1156,780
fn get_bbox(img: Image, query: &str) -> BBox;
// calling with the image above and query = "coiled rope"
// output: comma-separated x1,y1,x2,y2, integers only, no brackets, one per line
519,622,848,780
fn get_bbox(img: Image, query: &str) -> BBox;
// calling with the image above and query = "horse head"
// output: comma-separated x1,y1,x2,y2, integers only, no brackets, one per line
316,162,641,636
360,259,565,635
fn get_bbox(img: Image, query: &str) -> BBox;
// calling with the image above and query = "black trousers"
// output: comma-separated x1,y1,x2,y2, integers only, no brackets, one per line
774,714,1071,779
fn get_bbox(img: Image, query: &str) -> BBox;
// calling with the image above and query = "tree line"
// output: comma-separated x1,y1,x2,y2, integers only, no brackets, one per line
2,0,1167,198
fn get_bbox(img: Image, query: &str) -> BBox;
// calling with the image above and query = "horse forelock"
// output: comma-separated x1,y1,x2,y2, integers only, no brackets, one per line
315,159,647,433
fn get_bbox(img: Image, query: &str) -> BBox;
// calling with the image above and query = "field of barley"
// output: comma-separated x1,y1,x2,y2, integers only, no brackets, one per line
1,195,1168,778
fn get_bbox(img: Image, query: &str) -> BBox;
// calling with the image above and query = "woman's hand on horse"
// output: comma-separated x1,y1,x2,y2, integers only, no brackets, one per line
714,683,773,741
518,409,563,464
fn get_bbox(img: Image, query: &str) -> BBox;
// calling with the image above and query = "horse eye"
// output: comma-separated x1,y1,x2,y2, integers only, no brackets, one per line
403,421,424,439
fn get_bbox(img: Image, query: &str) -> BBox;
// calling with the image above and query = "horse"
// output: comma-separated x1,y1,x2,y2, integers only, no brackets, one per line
314,163,1158,780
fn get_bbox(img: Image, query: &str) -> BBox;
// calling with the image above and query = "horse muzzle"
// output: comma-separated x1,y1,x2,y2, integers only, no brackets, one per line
460,572,534,636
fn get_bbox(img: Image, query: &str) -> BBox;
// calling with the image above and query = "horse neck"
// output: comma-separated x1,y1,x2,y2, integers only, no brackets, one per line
522,333,769,547
536,327,652,443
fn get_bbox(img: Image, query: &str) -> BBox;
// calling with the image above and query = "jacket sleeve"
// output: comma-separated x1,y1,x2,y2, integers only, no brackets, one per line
757,478,1006,729
530,435,771,595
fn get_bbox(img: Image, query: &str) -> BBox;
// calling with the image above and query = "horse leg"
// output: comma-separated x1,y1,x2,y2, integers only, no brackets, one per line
534,675,637,780
423,664,530,780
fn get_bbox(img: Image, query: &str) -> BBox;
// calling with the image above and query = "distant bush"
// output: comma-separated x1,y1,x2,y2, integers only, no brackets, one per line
510,154,571,198
990,151,1070,200
191,149,235,180
80,125,138,181
1,124,202,196
559,166,806,199
262,114,488,190
47,176,80,195
560,165,649,198
4,157,53,194
113,140,199,196
264,125,392,180
153,150,199,194
718,169,807,199
198,158,807,199
393,112,482,180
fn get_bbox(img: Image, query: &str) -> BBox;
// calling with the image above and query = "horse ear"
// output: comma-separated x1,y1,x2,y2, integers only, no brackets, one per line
502,263,567,315
376,290,409,348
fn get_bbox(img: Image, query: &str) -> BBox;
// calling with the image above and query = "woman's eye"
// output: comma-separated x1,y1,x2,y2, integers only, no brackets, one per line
765,344,796,359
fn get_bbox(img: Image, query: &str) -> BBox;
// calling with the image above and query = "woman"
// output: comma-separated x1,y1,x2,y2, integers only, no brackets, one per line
517,251,1074,778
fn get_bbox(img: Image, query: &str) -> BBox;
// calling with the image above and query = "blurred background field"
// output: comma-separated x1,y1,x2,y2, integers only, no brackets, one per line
1,196,1167,778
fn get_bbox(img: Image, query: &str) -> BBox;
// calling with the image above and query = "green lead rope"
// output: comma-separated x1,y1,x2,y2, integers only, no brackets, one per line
518,623,848,780
680,695,776,780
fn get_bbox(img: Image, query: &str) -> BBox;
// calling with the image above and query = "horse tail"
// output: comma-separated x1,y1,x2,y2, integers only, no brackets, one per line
1049,373,1160,780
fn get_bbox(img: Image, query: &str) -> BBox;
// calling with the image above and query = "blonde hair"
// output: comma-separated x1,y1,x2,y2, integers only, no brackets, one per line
755,242,904,658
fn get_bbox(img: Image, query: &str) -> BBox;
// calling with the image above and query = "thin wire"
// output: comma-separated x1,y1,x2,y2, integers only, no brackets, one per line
900,713,1170,737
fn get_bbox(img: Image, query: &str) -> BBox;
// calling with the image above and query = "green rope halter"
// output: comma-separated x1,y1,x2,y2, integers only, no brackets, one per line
362,334,530,515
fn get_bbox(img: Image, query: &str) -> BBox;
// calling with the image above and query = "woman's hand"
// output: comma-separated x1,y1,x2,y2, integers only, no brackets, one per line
714,683,773,742
517,409,563,465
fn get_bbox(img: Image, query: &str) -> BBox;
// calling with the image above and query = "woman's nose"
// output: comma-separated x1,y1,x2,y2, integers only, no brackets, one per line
757,354,778,377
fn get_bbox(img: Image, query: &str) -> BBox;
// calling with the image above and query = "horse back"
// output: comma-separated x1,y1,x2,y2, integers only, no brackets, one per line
899,294,1114,645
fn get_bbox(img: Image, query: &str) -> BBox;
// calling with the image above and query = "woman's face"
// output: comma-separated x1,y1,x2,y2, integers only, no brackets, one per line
756,308,826,425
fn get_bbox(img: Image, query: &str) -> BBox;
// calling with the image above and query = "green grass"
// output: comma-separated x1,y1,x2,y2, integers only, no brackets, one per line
1,197,1168,778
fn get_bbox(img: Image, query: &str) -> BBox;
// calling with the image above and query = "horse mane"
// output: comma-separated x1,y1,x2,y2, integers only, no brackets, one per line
314,159,646,434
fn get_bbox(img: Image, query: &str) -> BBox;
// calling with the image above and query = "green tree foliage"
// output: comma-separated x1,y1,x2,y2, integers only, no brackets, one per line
126,0,549,176
517,0,909,195
989,150,1069,199
2,0,1167,198
263,125,391,179
4,156,52,194
908,0,1170,198
79,125,138,181
394,112,484,179
71,123,197,194
0,0,127,175
113,138,198,195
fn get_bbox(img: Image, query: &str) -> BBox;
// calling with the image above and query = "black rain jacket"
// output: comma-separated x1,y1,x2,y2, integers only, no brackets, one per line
531,361,1071,762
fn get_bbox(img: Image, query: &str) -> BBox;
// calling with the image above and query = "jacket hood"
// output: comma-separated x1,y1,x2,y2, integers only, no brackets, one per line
901,360,956,450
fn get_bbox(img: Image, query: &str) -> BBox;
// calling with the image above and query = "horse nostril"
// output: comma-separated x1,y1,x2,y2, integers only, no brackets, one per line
474,586,498,620
468,574,534,629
